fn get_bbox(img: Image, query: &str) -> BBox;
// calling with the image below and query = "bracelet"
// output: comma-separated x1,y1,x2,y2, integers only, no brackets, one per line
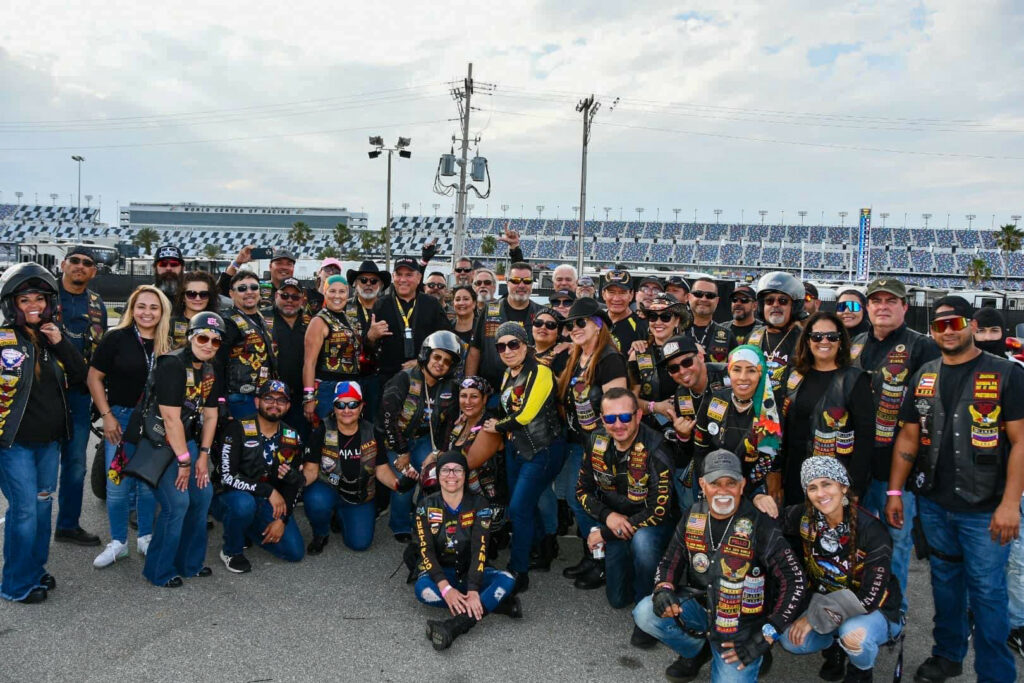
886,490,903,497
441,585,452,597
176,452,191,463
304,386,315,392
100,409,111,418
199,446,210,454
647,401,654,415
230,260,241,270
177,461,191,468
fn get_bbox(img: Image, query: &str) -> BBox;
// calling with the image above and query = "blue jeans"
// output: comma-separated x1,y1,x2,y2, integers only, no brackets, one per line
861,478,914,613
674,462,698,516
56,390,91,531
0,441,59,601
415,566,516,613
387,435,433,536
605,524,672,608
227,393,256,420
780,610,903,671
1007,496,1024,628
505,441,566,573
633,594,761,682
210,490,304,562
537,438,565,536
104,406,156,543
142,442,214,586
917,495,1016,682
564,442,597,536
303,481,377,551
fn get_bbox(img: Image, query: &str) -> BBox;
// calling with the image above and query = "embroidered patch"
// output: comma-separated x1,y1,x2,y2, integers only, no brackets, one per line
707,397,728,422
915,373,936,398
0,348,25,370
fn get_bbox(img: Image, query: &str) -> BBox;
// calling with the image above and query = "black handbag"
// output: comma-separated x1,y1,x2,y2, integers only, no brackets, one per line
122,362,174,487
123,436,176,488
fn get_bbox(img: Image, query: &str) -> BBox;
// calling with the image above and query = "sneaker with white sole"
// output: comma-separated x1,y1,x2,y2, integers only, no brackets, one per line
93,540,129,568
137,534,152,557
219,550,251,574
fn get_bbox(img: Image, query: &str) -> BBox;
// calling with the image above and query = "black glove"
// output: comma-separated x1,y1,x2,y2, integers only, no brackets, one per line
652,587,677,617
395,474,418,493
732,631,772,666
421,242,437,263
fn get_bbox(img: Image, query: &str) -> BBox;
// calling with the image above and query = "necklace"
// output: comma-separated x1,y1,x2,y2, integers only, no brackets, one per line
764,325,795,359
708,514,735,553
732,395,753,408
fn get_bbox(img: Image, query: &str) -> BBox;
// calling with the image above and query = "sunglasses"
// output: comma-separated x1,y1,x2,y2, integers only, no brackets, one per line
194,334,222,348
836,301,863,313
426,282,447,289
533,320,559,330
551,299,573,307
691,290,718,300
358,277,379,285
809,331,842,342
764,295,791,306
474,279,494,287
259,395,290,405
730,296,753,304
496,339,523,353
184,290,210,300
234,283,260,293
647,311,677,323
930,316,969,333
569,318,590,329
278,292,302,301
333,399,363,410
156,259,181,269
439,466,465,477
67,256,95,267
805,294,818,302
507,277,533,286
602,413,634,425
454,267,473,274
666,356,697,373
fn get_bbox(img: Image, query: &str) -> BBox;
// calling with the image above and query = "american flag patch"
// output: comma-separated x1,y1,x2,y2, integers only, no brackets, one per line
0,331,15,345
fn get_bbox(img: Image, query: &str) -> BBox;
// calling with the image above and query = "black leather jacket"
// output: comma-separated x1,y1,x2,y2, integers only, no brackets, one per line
496,355,561,460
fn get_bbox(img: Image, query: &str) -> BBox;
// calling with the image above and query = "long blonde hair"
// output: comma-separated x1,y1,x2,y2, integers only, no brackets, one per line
115,285,172,356
557,322,615,401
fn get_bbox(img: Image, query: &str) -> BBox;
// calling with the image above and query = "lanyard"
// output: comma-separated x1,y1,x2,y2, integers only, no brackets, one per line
396,297,416,330
133,324,155,374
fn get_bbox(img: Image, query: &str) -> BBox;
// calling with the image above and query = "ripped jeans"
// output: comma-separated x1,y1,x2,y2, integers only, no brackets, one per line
0,441,60,601
414,566,516,613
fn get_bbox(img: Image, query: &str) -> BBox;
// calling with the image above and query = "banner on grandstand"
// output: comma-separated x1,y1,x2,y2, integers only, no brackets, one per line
856,208,871,281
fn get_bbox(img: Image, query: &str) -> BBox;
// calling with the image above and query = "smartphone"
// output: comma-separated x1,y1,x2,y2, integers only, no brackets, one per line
251,247,273,260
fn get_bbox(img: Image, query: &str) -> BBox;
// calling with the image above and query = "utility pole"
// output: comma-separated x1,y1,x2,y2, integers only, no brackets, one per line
452,63,473,265
576,94,599,276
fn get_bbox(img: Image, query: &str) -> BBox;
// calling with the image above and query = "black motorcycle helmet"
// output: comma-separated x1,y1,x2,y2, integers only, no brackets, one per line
187,311,226,337
0,262,59,325
755,271,805,323
418,330,462,378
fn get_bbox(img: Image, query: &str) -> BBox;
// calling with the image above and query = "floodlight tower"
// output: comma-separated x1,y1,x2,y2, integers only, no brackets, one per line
368,135,412,270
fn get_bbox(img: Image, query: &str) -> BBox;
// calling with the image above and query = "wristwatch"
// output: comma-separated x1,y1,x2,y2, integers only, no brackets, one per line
762,622,778,641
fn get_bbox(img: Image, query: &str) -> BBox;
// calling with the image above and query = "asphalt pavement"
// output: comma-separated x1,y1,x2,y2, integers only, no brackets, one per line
0,438,991,683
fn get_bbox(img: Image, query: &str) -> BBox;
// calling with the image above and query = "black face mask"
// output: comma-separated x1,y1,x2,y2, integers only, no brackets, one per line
976,338,1006,356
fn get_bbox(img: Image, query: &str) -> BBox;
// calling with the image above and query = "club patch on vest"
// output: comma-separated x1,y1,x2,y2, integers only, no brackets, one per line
973,373,999,401
707,397,728,422
915,373,936,398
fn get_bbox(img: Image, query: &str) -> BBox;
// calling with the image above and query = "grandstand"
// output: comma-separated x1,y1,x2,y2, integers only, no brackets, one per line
0,205,1019,290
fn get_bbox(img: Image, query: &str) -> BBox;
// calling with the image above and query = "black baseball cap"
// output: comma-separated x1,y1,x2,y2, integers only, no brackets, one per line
932,295,972,320
279,277,302,291
659,335,700,365
393,257,420,273
730,285,755,301
665,275,690,292
66,245,96,261
270,247,297,263
154,245,184,263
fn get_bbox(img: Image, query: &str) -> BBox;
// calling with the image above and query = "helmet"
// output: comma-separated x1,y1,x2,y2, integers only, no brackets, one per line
0,262,58,323
755,271,804,322
418,330,462,369
187,311,226,337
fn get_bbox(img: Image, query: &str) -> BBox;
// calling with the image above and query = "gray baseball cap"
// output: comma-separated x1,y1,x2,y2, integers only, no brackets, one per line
702,449,743,483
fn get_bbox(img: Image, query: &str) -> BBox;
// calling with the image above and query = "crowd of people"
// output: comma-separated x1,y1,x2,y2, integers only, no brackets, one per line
0,227,1022,683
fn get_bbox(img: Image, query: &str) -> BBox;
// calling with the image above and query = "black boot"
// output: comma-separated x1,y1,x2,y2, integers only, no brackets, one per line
556,500,572,536
490,594,523,619
819,642,847,681
573,558,605,590
844,665,873,683
426,613,476,651
509,569,530,595
562,546,595,579
529,534,559,571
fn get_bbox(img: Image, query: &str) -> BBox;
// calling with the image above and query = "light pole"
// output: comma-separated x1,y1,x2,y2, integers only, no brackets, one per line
536,205,544,218
1012,214,1021,226
966,214,976,230
401,202,409,215
839,211,848,228
693,208,697,223
49,193,58,206
673,208,681,223
432,203,440,217
880,212,889,227
604,206,612,221
71,155,85,241
714,209,722,224
15,192,23,205
572,206,580,220
758,210,767,226
780,210,785,225
798,210,807,226
501,204,509,218
635,207,644,222
922,213,932,229
368,136,411,270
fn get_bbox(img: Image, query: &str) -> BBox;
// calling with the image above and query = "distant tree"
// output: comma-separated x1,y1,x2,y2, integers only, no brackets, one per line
360,230,384,256
965,257,993,287
333,223,351,250
496,261,506,276
995,223,1023,288
203,243,221,260
319,245,340,260
132,227,160,256
481,235,497,256
289,221,313,247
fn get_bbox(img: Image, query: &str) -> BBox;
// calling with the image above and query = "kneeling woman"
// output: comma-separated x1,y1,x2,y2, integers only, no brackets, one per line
777,456,903,682
414,450,520,651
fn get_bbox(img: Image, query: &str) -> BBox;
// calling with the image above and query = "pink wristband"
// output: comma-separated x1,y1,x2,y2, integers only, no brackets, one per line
176,452,191,463
441,585,452,597
304,386,315,392
886,490,903,497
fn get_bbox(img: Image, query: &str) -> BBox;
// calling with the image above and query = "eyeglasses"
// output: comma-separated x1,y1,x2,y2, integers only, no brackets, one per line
602,413,634,425
809,331,842,343
473,279,494,287
277,292,302,301
930,316,969,333
570,318,590,329
259,395,290,405
763,295,791,306
836,301,862,313
507,277,533,286
184,290,210,300
156,259,181,269
67,256,95,267
333,399,363,410
233,283,260,293
533,320,559,330
454,267,473,274
691,290,718,300
647,311,677,323
550,299,572,307
496,339,523,353
426,282,447,290
666,356,697,373
358,277,379,286
194,334,222,348
730,296,753,304
439,466,465,477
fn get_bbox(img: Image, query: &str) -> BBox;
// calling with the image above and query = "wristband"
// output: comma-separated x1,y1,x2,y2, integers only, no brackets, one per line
176,452,191,463
199,446,210,454
304,386,315,393
647,401,654,415
230,260,241,270
441,585,452,597
886,490,903,497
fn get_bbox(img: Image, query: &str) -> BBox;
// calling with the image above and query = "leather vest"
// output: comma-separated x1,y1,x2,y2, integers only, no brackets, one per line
314,308,361,377
396,366,458,446
55,288,105,361
692,321,732,363
170,316,189,351
699,387,773,486
238,417,303,471
226,307,277,394
345,299,377,375
0,327,70,448
177,348,216,437
450,418,507,527
566,344,620,437
851,326,926,448
683,499,767,641
635,346,664,401
588,429,668,508
316,417,378,503
480,299,541,379
499,358,560,460
783,366,862,458
747,325,799,393
909,353,1011,504
673,363,731,419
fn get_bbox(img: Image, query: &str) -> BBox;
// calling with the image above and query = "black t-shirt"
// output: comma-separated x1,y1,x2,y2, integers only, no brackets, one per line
91,327,155,408
610,314,647,351
565,349,629,437
267,308,306,402
153,354,224,408
305,424,386,504
17,343,64,443
728,321,757,346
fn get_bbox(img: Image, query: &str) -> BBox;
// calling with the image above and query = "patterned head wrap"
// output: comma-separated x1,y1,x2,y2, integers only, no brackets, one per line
728,344,782,457
800,456,851,491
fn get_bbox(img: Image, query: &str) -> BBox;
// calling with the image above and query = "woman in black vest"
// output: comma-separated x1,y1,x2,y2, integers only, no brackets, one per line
777,456,903,682
780,312,873,505
629,293,691,429
303,275,361,423
302,380,416,553
170,271,219,350
533,307,569,377
142,312,224,587
450,285,478,348
0,263,86,604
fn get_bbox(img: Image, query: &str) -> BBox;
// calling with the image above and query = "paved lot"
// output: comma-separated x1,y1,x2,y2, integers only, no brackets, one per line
0,440,993,682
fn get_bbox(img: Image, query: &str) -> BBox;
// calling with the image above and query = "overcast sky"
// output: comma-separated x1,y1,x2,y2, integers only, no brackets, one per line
1,0,1022,231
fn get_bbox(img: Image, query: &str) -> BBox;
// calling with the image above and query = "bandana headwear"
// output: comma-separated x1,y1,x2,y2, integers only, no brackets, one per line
334,381,363,403
460,375,493,396
800,455,851,491
728,344,782,457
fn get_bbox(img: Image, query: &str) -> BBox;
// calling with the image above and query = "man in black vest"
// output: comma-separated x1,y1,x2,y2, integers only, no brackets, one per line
602,267,648,350
346,260,391,419
852,277,939,613
887,296,1024,683
747,271,804,394
153,244,185,301
687,277,736,363
724,285,758,346
633,449,806,682
215,270,278,420
263,277,309,440
53,246,106,546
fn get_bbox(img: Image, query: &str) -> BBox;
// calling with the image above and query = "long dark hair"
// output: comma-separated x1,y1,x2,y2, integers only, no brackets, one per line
802,498,859,577
793,311,850,375
173,271,220,317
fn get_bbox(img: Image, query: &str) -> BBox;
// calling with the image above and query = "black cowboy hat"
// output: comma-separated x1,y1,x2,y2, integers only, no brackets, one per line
346,260,391,291
562,296,612,326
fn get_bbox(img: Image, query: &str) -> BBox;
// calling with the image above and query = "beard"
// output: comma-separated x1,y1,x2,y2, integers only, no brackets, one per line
157,272,182,298
356,285,379,301
508,291,530,306
477,289,492,304
766,310,789,328
257,405,284,422
711,495,737,516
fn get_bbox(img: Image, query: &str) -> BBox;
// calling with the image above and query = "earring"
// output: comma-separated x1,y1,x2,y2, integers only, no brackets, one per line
842,495,849,506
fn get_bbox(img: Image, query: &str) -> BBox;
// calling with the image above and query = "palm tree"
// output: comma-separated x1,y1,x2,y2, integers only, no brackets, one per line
333,223,351,250
995,223,1023,289
319,245,340,259
360,230,383,257
203,243,221,260
965,257,993,287
132,227,160,256
481,235,497,256
289,221,313,247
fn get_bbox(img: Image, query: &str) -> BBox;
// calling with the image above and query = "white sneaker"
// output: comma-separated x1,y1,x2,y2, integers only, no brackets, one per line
93,540,129,568
137,534,152,557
